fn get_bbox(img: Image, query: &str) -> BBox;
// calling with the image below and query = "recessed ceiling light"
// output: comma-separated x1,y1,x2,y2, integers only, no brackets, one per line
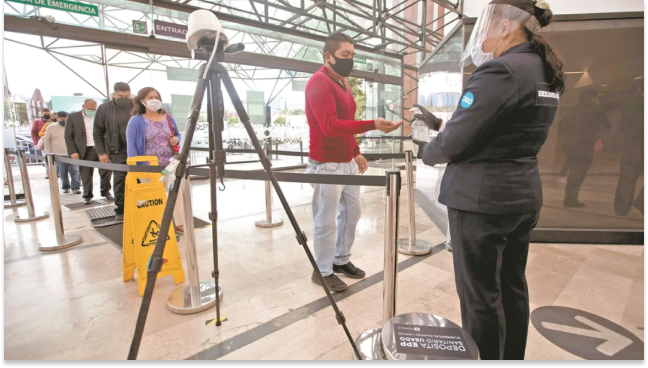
601,84,608,87
635,76,644,79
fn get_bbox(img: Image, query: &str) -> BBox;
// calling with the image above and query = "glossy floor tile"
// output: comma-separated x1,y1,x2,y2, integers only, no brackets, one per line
3,163,644,360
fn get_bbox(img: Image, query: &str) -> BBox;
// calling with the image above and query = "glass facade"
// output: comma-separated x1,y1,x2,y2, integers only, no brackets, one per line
416,15,644,236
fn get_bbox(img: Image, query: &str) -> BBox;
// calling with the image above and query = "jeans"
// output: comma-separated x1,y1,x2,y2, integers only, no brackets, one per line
307,159,361,276
55,161,80,190
448,208,540,360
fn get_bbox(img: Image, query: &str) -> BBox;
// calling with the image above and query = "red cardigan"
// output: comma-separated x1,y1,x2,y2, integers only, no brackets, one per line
305,66,375,163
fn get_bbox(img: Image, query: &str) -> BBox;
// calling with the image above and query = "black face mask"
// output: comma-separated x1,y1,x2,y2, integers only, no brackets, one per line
115,97,132,108
329,55,354,78
43,114,50,120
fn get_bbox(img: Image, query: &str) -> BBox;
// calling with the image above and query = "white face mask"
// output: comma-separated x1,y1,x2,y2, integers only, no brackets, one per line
471,27,504,67
144,99,162,112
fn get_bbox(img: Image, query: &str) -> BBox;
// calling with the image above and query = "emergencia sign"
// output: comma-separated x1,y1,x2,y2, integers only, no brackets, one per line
7,0,99,16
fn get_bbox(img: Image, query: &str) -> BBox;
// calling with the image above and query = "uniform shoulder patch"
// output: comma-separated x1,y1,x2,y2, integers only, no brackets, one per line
536,82,559,107
460,92,474,108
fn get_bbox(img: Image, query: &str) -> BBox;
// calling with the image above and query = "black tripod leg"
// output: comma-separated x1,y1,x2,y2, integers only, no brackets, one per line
207,73,225,327
127,75,209,360
214,63,361,357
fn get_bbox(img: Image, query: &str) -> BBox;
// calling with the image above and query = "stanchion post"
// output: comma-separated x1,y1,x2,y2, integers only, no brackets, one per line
299,138,304,164
167,176,222,314
398,151,432,255
445,221,453,252
275,142,279,160
255,153,284,228
38,154,82,251
391,136,395,170
4,149,26,208
14,150,49,222
353,170,402,360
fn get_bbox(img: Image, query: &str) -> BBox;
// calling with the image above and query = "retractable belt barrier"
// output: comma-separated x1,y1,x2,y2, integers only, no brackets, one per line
29,154,393,187
188,147,408,160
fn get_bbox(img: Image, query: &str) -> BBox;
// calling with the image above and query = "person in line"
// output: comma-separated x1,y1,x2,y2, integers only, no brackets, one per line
414,0,565,359
558,89,610,207
126,87,185,234
38,112,58,139
64,99,114,205
44,111,81,194
305,32,403,293
31,108,52,179
614,79,644,216
94,82,133,223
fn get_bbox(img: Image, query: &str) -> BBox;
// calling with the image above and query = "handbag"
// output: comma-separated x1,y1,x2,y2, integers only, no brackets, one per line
166,114,180,153
36,137,45,151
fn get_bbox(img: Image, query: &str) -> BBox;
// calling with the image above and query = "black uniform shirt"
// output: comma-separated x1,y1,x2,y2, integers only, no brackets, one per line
421,42,559,214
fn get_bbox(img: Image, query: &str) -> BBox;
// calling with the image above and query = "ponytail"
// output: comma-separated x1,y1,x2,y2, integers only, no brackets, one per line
523,28,566,94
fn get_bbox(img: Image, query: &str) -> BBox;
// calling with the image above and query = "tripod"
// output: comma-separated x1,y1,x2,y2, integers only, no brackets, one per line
127,40,360,359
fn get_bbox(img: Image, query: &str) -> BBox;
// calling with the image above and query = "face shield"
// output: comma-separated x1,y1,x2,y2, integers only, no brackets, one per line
460,4,541,68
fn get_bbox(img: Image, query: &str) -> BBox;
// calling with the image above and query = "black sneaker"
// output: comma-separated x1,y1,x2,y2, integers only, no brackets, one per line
63,189,70,194
333,262,366,279
83,198,92,204
563,200,586,208
311,271,348,292
103,193,114,201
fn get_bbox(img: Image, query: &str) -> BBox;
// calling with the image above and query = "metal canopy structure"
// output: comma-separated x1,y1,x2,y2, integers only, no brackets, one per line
4,0,466,118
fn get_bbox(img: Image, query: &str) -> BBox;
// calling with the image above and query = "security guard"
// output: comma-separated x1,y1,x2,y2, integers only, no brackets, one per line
413,0,565,360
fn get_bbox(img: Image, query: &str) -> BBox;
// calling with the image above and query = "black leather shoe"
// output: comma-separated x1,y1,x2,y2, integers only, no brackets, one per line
563,200,586,208
333,262,366,279
83,198,92,204
311,271,348,292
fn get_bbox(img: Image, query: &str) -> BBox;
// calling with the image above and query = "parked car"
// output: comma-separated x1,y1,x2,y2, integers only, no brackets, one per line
13,135,39,164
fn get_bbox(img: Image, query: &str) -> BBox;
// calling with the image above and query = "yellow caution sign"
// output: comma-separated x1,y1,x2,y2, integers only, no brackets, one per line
123,156,185,296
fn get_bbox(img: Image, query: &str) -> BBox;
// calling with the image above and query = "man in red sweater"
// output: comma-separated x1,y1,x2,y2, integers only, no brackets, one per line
305,33,402,292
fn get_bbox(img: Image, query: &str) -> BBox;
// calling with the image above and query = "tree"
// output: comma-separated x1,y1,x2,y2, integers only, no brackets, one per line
4,98,14,124
288,109,305,115
273,116,286,127
348,77,366,121
227,117,239,128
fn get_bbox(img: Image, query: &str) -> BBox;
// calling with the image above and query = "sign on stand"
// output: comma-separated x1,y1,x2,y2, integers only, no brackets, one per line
393,324,473,359
122,156,185,296
6,0,99,16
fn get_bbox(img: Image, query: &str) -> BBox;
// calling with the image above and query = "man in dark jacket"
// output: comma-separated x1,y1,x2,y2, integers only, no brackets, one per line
65,99,113,205
94,82,133,222
614,80,644,216
560,89,610,207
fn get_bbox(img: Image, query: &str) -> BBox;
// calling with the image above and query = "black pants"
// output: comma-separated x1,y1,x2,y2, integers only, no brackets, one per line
110,150,128,215
448,208,540,360
564,153,593,203
81,146,112,200
614,144,643,216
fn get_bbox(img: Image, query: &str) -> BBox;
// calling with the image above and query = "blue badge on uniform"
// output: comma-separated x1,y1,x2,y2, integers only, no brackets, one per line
460,92,474,108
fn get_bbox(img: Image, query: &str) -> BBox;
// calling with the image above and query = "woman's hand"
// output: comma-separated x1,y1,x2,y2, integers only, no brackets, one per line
169,136,179,146
355,154,368,174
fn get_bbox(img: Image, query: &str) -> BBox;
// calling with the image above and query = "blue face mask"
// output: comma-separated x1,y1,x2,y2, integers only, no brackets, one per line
58,120,66,126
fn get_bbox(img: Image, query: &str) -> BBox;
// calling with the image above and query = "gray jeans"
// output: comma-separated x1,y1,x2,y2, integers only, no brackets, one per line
307,159,361,276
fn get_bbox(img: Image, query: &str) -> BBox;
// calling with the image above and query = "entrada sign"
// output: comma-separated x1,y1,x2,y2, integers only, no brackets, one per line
7,0,99,16
154,20,188,39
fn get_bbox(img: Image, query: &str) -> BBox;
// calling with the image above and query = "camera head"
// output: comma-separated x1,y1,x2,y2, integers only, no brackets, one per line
187,10,245,61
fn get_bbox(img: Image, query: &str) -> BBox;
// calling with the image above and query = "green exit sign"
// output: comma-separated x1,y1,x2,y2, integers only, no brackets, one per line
353,56,367,65
132,20,147,34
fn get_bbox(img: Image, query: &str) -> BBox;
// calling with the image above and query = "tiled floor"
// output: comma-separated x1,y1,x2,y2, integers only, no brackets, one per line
3,161,644,360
